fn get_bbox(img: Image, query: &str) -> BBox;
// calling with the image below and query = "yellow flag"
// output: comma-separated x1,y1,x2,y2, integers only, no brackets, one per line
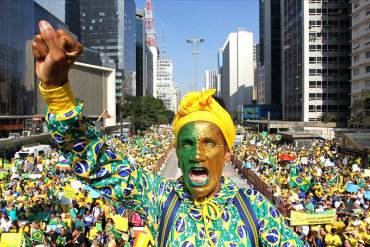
0,233,23,247
113,215,128,231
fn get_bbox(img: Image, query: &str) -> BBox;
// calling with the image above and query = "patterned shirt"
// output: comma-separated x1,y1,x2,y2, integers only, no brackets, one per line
46,101,304,246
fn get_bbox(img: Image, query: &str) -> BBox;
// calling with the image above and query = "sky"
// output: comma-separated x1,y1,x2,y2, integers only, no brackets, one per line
35,0,259,97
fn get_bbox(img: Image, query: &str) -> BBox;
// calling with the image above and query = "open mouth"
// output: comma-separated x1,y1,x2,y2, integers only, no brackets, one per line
189,167,209,186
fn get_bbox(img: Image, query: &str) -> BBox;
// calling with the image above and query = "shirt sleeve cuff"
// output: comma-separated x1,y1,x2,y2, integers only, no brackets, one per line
39,81,77,114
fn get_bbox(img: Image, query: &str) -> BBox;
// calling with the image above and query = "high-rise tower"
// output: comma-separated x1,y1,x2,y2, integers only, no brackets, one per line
144,0,158,48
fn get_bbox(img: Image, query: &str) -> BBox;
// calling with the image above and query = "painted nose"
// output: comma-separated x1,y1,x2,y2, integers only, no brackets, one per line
192,145,204,162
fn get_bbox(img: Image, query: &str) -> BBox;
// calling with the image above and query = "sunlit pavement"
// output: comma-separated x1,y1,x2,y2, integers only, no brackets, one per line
159,149,249,188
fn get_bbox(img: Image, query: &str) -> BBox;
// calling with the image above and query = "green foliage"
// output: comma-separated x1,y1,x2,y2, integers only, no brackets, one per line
320,112,336,123
121,96,175,132
348,89,370,128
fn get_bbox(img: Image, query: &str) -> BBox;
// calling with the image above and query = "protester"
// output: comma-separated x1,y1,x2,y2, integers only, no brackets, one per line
233,126,370,245
0,125,173,246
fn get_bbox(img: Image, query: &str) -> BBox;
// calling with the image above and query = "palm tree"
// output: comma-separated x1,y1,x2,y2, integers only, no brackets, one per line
321,112,336,123
348,112,364,128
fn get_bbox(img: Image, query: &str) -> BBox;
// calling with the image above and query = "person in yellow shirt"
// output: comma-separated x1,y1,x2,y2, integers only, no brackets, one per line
324,228,342,247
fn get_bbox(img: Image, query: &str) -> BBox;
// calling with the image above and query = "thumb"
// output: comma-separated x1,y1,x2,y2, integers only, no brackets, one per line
39,20,59,52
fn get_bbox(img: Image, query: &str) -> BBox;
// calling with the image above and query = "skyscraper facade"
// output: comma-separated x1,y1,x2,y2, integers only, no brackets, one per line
157,57,175,111
0,1,79,135
136,10,153,97
259,0,281,105
281,0,351,122
350,0,370,106
65,0,136,100
220,30,254,113
204,70,220,91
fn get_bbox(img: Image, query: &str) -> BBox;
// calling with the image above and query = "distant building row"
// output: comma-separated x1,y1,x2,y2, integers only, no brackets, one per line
0,0,179,137
206,0,370,125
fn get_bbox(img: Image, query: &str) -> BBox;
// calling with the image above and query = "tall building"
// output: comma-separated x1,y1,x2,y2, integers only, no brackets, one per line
144,0,159,98
157,57,175,111
281,0,351,122
65,0,137,100
259,0,282,105
150,47,159,97
220,29,254,113
351,0,370,105
136,10,153,97
253,44,259,102
0,1,115,136
171,87,180,113
204,70,220,91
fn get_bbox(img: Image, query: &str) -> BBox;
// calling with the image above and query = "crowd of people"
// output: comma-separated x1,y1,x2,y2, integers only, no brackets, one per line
234,126,370,246
0,125,173,246
2,122,370,246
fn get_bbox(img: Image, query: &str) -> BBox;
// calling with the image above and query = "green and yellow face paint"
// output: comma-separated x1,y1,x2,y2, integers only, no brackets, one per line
177,121,229,199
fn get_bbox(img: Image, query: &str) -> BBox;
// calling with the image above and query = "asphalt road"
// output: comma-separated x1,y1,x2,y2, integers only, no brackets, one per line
159,149,249,188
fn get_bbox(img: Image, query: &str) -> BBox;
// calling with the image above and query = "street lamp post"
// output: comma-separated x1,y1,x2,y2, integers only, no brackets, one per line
186,37,204,91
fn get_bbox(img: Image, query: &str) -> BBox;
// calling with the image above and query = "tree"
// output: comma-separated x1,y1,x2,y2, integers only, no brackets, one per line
321,112,336,123
348,111,364,128
121,96,175,133
348,89,370,128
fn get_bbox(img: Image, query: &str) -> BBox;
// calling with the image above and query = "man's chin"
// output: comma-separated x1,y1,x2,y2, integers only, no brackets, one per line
187,183,216,199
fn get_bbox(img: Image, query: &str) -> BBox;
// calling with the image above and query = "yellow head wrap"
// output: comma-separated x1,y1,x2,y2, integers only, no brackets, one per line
172,89,235,151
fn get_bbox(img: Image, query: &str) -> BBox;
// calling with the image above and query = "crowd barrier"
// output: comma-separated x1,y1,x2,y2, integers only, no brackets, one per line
153,142,175,173
231,156,275,202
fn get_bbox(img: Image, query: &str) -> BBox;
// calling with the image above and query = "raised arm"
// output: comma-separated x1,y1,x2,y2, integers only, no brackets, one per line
33,21,170,223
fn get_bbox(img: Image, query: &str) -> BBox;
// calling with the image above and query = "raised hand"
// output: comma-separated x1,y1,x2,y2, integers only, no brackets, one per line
32,20,83,89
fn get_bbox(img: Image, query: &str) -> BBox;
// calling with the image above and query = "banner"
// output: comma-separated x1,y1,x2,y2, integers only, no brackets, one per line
70,180,82,190
63,186,76,199
113,215,128,231
364,169,370,177
290,210,336,226
346,183,359,193
0,233,22,247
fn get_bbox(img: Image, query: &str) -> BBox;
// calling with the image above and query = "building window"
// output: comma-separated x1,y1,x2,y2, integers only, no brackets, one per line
353,55,359,62
367,66,370,73
353,0,359,9
353,68,360,76
366,51,370,58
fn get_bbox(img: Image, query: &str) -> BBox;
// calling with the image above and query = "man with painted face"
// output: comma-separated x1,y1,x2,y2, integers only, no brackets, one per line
34,20,303,246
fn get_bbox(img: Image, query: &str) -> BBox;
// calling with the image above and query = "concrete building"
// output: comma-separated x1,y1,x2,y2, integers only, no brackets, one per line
281,0,351,122
259,0,282,105
351,0,370,104
150,47,159,98
35,62,116,127
253,44,259,102
136,10,153,97
204,70,220,91
171,87,180,113
157,57,176,111
65,0,137,100
220,29,254,113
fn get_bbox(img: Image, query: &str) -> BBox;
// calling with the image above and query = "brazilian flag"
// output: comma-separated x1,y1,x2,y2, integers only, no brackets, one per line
31,229,44,243
269,154,277,168
328,175,338,186
290,176,311,191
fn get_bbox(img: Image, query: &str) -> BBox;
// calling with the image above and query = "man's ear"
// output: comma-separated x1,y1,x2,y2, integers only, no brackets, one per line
224,151,231,164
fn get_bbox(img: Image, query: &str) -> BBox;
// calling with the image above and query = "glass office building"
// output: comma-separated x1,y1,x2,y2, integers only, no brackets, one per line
66,0,137,100
0,1,69,135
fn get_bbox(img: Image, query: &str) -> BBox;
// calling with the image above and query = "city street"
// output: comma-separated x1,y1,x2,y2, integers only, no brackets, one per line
160,149,249,188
